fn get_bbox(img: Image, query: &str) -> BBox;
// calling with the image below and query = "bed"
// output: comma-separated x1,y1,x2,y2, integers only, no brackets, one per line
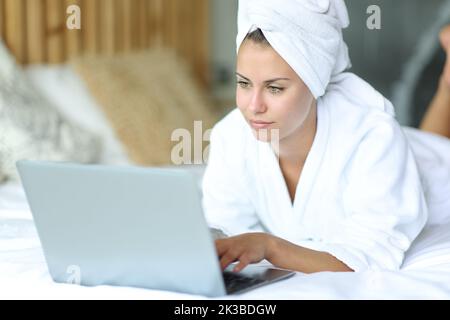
1,0,450,300
1,175,450,300
0,63,448,299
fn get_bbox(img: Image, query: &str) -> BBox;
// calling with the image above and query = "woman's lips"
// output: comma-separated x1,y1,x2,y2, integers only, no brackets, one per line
249,120,275,129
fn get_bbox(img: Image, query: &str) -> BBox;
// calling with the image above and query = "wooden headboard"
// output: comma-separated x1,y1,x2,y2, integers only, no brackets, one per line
0,0,209,86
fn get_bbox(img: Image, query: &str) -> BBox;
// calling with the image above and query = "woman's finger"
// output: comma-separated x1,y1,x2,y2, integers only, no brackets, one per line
215,238,235,257
220,251,239,270
233,254,251,272
215,239,227,257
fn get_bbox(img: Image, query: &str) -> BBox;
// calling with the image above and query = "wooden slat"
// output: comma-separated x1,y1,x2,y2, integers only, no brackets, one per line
82,0,99,54
0,0,5,39
113,0,123,53
162,0,172,48
170,0,178,53
149,0,163,47
4,0,26,63
181,0,192,65
122,0,132,51
46,0,65,63
130,0,139,49
65,0,82,59
138,0,148,48
196,0,210,87
177,0,185,57
100,0,115,54
147,0,154,46
26,0,46,63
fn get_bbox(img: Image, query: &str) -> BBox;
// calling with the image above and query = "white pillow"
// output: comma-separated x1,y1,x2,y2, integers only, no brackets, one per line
24,64,129,165
404,127,450,226
0,40,16,82
402,222,450,270
0,41,101,182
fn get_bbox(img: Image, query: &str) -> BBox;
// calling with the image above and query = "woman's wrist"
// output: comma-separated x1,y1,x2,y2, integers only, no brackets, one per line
265,234,280,262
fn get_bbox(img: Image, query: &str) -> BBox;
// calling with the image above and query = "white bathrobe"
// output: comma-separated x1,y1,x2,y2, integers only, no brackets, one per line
202,73,429,272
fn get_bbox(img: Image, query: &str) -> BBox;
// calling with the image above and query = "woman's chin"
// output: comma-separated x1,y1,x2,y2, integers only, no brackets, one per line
251,128,280,143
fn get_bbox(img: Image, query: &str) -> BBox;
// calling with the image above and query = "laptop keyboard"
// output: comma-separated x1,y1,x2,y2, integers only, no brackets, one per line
223,271,266,294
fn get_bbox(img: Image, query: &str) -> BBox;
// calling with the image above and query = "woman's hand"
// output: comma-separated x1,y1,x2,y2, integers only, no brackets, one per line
215,232,353,273
215,233,275,272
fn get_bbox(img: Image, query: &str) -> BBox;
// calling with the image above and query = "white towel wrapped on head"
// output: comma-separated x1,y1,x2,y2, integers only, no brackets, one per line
236,0,391,115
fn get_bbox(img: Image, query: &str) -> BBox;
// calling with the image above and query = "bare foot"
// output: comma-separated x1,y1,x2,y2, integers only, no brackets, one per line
440,25,450,48
439,25,450,90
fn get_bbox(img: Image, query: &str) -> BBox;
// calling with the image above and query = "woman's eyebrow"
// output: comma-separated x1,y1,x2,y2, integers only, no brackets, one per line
235,72,290,83
236,72,250,81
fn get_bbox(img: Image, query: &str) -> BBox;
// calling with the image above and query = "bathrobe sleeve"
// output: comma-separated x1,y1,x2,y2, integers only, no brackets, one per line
202,125,263,236
322,116,428,271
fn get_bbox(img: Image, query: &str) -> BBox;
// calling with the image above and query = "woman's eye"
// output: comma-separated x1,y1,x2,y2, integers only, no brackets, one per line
237,81,250,89
268,86,283,94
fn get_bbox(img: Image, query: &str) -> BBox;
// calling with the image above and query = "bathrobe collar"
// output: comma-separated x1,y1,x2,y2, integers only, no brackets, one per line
256,98,329,235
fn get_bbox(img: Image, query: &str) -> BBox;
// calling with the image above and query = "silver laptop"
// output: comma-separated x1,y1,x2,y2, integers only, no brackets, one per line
16,160,294,297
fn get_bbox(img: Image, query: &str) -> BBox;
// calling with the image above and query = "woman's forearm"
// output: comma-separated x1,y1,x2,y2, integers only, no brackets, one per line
420,78,450,138
266,236,354,273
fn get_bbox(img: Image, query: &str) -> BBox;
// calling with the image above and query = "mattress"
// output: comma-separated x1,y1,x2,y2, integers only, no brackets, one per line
1,173,450,299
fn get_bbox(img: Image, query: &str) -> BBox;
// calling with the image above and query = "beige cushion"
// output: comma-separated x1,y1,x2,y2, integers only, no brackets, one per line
72,49,220,166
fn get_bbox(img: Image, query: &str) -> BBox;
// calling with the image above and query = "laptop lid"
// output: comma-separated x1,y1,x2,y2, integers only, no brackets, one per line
17,160,227,297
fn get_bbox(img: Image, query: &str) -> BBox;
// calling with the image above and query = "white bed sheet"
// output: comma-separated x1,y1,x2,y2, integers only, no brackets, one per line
1,181,450,300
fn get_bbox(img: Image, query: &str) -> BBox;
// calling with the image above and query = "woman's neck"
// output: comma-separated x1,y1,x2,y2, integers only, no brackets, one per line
278,101,317,166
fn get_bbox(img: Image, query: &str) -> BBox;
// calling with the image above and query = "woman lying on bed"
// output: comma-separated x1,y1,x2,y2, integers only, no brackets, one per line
421,25,450,139
202,0,429,274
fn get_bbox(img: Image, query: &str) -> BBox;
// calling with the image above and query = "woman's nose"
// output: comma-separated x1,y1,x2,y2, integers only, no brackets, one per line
248,90,267,114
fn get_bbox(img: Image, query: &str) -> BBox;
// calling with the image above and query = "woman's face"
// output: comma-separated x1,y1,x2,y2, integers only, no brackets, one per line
236,40,316,143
